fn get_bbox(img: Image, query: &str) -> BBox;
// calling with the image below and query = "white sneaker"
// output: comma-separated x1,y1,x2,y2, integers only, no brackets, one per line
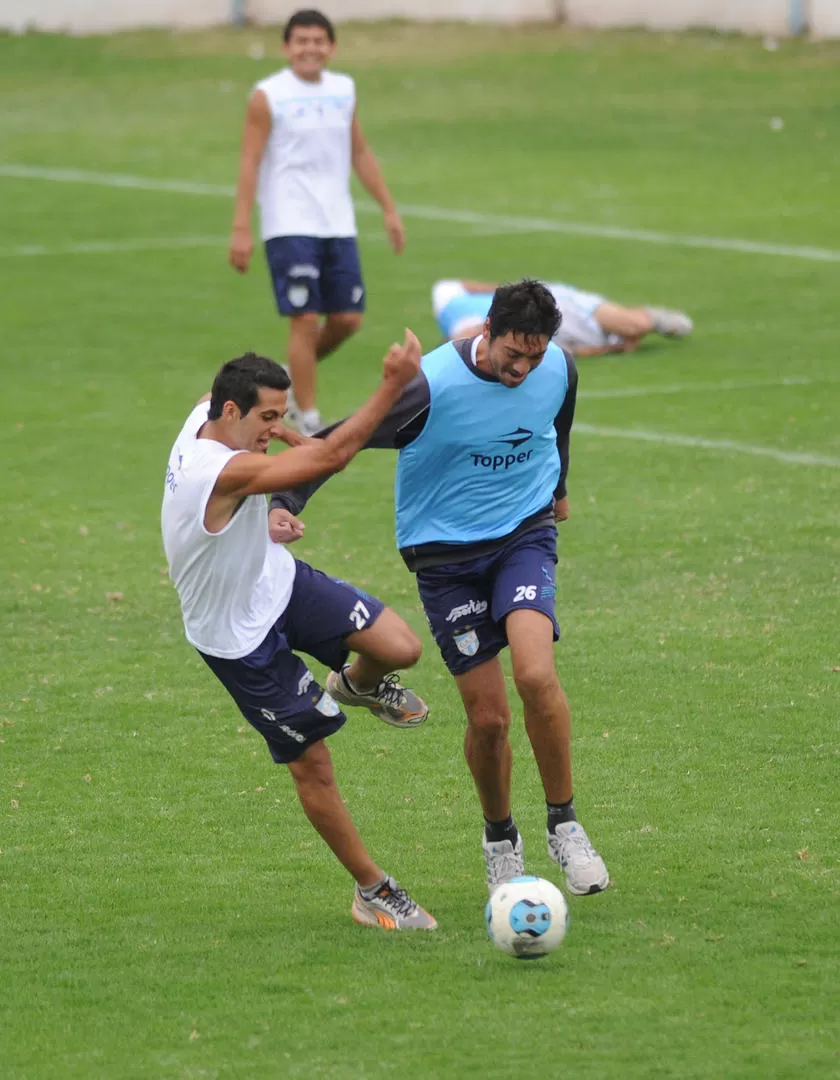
547,821,610,895
351,876,437,931
297,408,324,437
482,832,525,894
646,307,693,338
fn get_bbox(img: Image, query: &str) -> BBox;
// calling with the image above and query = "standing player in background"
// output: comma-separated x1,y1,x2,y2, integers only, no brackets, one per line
229,9,405,435
161,337,436,931
432,277,692,357
269,281,610,898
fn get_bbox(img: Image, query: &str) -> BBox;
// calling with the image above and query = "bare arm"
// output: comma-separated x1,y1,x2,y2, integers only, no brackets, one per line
552,352,578,517
212,332,422,506
351,110,404,255
229,89,272,274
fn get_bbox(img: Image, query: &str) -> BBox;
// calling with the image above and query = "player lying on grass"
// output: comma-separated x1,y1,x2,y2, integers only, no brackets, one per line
432,277,692,357
161,338,436,931
270,280,610,899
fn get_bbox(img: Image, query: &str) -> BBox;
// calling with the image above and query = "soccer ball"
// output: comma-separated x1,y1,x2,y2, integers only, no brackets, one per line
485,876,569,959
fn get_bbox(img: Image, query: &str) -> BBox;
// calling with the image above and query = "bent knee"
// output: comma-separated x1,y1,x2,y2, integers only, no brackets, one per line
389,626,422,669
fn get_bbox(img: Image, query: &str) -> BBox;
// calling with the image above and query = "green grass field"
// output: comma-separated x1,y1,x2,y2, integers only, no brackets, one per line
1,21,839,1079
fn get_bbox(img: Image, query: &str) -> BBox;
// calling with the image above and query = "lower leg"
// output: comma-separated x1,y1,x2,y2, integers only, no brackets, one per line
506,609,573,805
343,607,422,691
287,741,382,887
520,680,573,805
594,302,655,340
287,314,321,412
316,312,363,361
465,724,513,822
456,660,514,822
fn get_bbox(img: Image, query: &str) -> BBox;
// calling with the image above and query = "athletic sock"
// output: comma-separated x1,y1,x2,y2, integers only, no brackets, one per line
341,668,376,696
359,876,389,900
484,814,519,846
547,797,577,831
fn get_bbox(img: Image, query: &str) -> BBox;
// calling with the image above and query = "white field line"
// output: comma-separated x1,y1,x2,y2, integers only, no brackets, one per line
3,163,840,264
0,235,226,257
574,423,840,468
3,165,837,470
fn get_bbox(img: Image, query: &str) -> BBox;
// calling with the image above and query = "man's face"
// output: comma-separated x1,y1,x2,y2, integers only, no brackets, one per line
225,387,288,453
483,326,550,388
284,25,334,81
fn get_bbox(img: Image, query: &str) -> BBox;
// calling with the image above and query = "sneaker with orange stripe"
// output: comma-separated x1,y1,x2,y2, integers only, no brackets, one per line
326,666,428,729
351,876,437,931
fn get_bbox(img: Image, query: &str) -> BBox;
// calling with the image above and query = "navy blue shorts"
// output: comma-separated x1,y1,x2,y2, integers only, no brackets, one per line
199,560,385,764
416,526,560,677
265,235,365,316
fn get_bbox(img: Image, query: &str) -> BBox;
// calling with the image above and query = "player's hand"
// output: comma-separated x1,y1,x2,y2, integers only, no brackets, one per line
382,329,422,388
277,425,315,448
268,508,306,544
383,209,405,255
229,225,253,273
554,496,569,522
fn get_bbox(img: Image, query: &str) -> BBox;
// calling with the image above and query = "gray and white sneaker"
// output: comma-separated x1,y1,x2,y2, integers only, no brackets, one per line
351,876,437,931
483,832,525,895
297,408,324,437
646,307,693,338
547,821,610,896
326,665,428,728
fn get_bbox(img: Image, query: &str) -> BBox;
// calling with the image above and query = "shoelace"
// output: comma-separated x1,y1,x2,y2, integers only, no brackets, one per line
552,829,596,862
486,847,523,885
373,673,406,710
376,880,417,917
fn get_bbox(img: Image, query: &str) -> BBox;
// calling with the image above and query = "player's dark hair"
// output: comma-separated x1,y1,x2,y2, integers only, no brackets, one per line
486,279,562,341
208,353,290,420
283,9,336,42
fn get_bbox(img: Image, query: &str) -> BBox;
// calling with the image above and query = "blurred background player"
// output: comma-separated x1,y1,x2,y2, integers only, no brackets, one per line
229,9,405,435
432,278,692,358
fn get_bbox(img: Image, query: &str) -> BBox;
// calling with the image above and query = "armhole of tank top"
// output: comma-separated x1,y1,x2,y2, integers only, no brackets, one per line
198,449,248,538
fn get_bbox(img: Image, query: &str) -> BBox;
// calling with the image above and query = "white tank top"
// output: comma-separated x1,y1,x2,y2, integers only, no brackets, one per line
255,68,356,240
161,403,296,659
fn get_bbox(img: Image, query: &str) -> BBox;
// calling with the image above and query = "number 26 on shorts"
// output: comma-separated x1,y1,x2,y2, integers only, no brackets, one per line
513,585,537,602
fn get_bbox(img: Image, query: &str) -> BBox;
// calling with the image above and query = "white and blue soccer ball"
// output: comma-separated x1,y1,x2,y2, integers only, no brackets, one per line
485,876,569,959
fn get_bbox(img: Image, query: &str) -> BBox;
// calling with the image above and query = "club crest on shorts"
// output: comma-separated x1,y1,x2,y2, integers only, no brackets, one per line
454,628,479,657
316,691,341,717
287,283,310,308
352,285,364,305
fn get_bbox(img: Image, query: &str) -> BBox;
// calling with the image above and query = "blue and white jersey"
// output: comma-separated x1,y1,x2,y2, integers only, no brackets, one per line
395,340,569,550
432,280,493,338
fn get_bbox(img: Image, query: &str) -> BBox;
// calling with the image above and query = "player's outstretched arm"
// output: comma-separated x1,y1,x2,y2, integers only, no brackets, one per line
215,331,422,499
